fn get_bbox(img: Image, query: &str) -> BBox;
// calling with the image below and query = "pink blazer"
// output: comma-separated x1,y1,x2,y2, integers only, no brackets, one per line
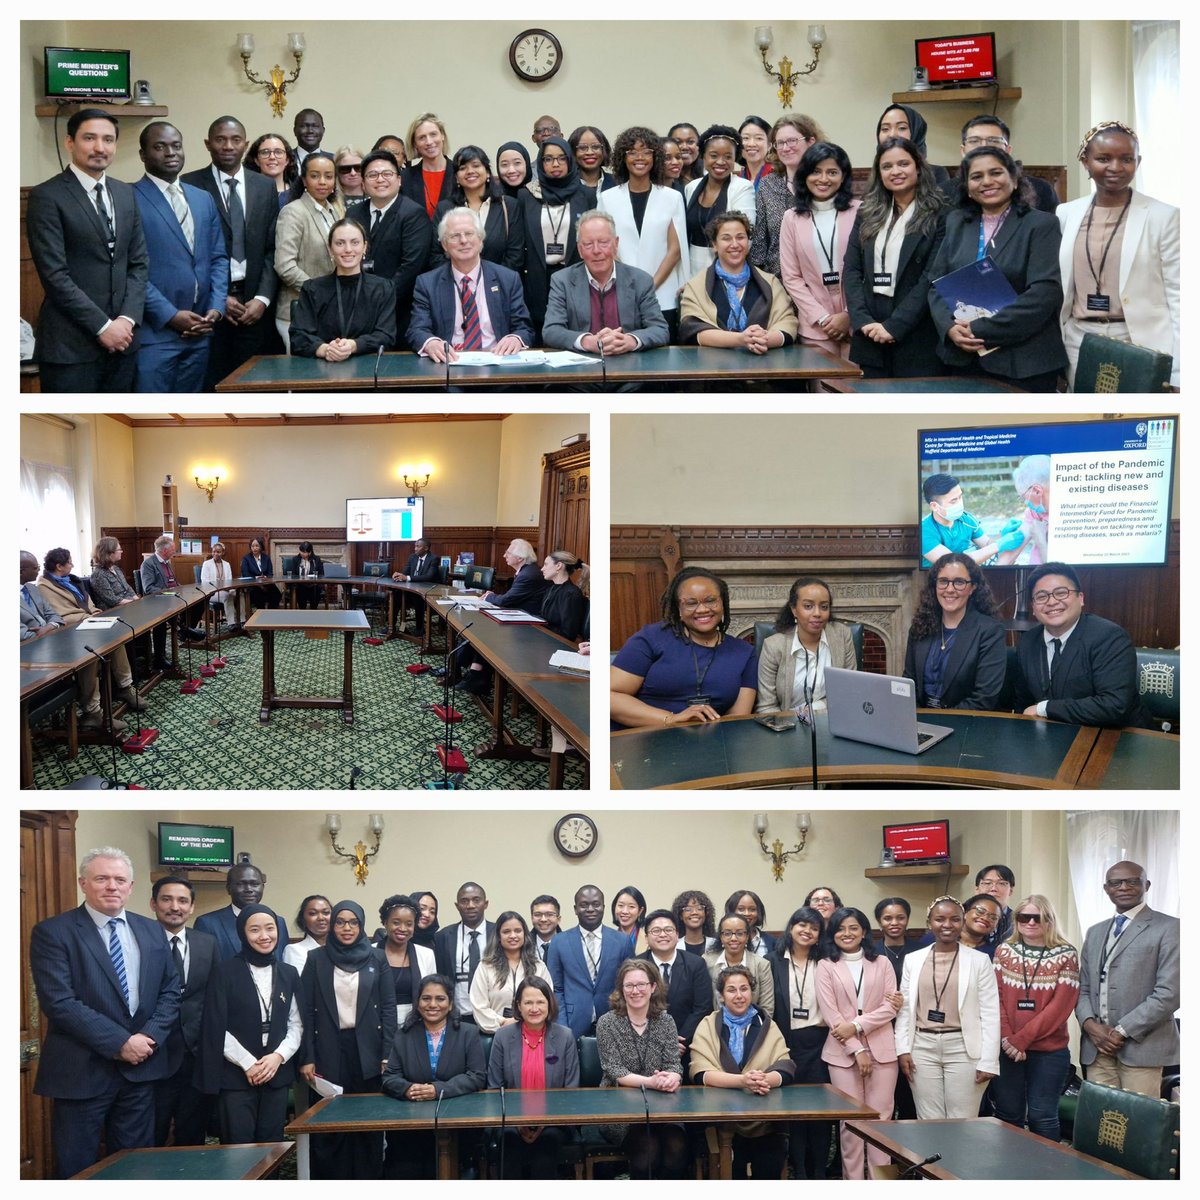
778,198,860,355
815,955,899,1067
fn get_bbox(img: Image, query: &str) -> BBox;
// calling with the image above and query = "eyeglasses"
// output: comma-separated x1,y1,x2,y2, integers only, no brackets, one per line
720,929,747,940
1032,587,1079,605
623,981,653,992
364,169,397,182
337,164,362,175
1016,913,1043,924
967,906,1000,923
257,148,288,158
1104,877,1145,890
775,137,804,150
541,154,568,165
681,903,705,912
334,917,361,928
963,135,1009,148
936,578,973,591
576,143,604,154
680,595,720,612
979,877,1010,889
647,926,677,937
534,125,561,136
444,231,479,242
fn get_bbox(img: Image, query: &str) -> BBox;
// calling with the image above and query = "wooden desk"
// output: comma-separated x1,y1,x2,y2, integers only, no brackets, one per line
72,1142,293,1180
1075,725,1180,789
819,376,1027,393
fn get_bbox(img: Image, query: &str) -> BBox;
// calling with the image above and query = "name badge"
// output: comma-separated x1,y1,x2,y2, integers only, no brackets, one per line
455,971,469,983
545,241,565,257
873,272,893,288
822,271,840,287
1087,292,1111,312
792,1006,809,1020
927,1009,946,1024
688,694,714,708
1017,1000,1036,1011
502,1006,514,1019
363,258,376,273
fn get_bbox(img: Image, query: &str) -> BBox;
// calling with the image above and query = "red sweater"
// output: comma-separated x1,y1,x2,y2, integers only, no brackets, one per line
993,941,1079,1053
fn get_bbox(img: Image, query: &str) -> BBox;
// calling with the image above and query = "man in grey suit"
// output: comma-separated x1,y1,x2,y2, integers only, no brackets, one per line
541,210,667,353
139,535,205,670
26,108,148,393
1076,860,1179,1097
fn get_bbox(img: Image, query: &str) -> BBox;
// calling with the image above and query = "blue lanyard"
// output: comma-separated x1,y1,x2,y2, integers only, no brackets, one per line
976,210,1010,261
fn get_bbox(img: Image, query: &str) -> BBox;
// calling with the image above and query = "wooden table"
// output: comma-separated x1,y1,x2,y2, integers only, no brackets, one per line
72,1142,293,1180
1075,725,1180,789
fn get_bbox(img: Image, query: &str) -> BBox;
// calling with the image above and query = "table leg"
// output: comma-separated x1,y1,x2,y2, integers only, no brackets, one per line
259,630,274,722
342,631,354,724
295,1131,310,1179
21,700,33,789
717,1127,733,1180
436,1130,459,1179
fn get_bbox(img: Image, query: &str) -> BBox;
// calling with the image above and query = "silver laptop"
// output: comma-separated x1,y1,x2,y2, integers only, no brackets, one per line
825,667,955,755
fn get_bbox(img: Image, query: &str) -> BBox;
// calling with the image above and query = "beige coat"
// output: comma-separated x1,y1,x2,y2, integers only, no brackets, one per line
756,622,858,713
274,192,345,323
689,1009,794,1135
679,263,798,344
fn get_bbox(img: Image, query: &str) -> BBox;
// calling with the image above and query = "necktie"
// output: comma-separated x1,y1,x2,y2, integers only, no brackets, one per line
661,960,671,986
92,181,115,246
585,932,598,982
108,918,130,1008
226,177,246,262
458,277,482,350
1113,914,1129,937
1049,637,1062,682
371,208,382,233
468,930,480,980
22,584,35,609
171,934,185,983
539,941,548,962
167,182,195,251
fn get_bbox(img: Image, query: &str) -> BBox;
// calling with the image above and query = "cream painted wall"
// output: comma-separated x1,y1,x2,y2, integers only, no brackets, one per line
19,413,72,466
92,415,137,527
612,413,1183,525
22,21,1129,200
496,413,589,528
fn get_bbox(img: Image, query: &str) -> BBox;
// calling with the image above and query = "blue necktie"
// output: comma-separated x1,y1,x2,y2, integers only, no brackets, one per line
1113,914,1129,937
108,918,130,1009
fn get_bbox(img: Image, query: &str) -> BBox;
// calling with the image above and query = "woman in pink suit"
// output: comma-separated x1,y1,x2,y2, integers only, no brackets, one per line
815,906,903,1181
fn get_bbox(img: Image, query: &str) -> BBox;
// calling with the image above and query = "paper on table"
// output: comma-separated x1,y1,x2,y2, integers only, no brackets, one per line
484,610,545,623
549,649,591,673
545,351,600,367
308,1075,344,1099
450,350,549,367
77,617,119,629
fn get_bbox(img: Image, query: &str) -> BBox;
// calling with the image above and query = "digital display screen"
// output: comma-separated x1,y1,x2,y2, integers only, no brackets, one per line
158,822,234,868
915,34,996,85
44,46,131,98
346,495,425,543
883,820,950,862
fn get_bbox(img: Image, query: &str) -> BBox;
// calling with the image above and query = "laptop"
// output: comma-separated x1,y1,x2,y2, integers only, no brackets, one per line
824,667,955,755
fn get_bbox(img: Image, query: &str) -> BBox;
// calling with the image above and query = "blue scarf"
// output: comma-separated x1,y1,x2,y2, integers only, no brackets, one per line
721,1005,756,1064
714,261,751,331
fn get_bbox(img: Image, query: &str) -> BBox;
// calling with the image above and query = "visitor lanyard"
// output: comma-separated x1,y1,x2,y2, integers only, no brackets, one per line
790,954,811,1006
1084,190,1132,292
812,210,839,272
976,209,1010,261
931,945,958,1011
1019,944,1048,1001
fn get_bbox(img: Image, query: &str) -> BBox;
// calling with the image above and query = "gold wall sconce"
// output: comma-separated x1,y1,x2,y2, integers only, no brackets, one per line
237,32,306,119
193,466,226,502
755,812,811,881
326,813,384,886
755,25,825,109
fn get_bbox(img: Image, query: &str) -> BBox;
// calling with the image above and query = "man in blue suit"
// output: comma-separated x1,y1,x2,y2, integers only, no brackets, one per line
546,885,629,1038
31,846,181,1178
409,208,533,361
194,862,285,962
133,122,228,392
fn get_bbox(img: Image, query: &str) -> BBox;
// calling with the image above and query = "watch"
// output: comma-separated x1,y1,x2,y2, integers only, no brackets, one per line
509,29,563,83
554,812,597,858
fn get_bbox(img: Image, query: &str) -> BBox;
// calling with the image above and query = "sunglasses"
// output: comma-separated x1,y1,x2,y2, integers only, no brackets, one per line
1016,913,1043,924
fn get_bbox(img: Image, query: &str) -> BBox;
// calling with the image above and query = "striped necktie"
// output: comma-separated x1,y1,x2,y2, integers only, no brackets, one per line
108,918,131,1009
458,277,482,350
167,182,195,251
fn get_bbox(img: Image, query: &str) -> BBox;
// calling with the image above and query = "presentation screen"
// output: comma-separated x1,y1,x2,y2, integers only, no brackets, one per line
44,46,131,98
883,820,950,864
914,33,996,85
917,417,1177,569
346,495,425,543
158,822,234,868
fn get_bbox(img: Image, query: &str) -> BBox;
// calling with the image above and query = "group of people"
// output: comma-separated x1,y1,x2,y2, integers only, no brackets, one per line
611,559,1147,731
33,851,1177,1180
27,102,1177,392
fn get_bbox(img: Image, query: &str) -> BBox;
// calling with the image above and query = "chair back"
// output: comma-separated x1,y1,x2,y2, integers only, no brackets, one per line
363,561,390,578
193,565,203,585
752,619,864,669
1074,333,1173,393
478,1032,494,1071
1072,1079,1179,1179
438,556,452,583
282,556,296,575
577,1035,603,1087
467,565,496,591
1135,647,1179,731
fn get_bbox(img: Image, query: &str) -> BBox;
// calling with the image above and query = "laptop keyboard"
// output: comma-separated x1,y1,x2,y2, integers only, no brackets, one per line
916,731,934,745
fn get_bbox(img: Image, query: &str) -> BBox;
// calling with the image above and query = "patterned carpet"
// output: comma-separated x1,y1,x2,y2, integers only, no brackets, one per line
29,621,586,791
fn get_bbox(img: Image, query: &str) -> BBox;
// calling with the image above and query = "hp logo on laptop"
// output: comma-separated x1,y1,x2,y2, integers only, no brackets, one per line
862,702,874,715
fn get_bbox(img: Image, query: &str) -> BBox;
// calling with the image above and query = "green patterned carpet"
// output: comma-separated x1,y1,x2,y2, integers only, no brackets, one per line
29,623,586,791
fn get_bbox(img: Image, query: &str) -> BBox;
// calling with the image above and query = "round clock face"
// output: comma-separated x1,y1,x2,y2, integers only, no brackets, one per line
510,28,563,83
555,812,597,858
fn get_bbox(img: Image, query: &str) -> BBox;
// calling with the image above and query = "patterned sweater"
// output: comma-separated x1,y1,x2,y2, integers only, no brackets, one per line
993,941,1079,1053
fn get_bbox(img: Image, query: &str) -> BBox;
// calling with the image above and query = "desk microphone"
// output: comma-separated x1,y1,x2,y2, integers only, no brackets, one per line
373,344,384,390
348,766,363,790
639,1084,652,1180
82,644,130,788
497,1084,507,1179
597,334,607,391
900,1152,942,1178
110,617,158,751
443,341,452,392
432,1088,445,1178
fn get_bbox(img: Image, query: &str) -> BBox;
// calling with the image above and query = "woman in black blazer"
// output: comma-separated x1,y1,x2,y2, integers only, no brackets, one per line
844,138,946,377
904,552,1006,710
292,541,324,610
240,535,278,611
487,977,581,1178
381,973,487,1178
927,147,1067,391
298,900,397,1179
432,146,524,271
400,113,455,221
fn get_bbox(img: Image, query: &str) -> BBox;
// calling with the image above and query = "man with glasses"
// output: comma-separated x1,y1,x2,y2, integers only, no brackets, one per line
546,885,628,1037
944,116,1059,213
1077,861,1178,1096
1013,561,1146,727
637,909,712,1057
529,895,562,962
531,115,561,147
973,864,1016,949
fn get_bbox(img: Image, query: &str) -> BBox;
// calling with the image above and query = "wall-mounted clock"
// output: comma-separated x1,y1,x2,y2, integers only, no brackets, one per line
510,28,563,83
554,812,597,858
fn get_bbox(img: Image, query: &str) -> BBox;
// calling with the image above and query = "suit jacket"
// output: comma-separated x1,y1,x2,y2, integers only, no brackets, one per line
703,949,775,1019
814,955,899,1067
491,561,549,612
756,622,859,713
240,553,274,581
21,581,65,640
381,1019,486,1099
139,553,181,597
1076,905,1179,1067
487,1021,580,1088
678,263,797,345
894,944,1000,1075
433,195,525,272
1057,191,1180,386
180,166,279,303
345,196,434,349
541,262,668,351
779,199,862,347
400,161,456,216
299,945,397,1081
637,950,712,1044
1013,612,1145,728
903,606,1007,710
26,168,148,365
599,184,689,312
31,906,181,1099
546,925,630,1037
929,205,1067,380
433,921,497,981
163,927,218,1071
274,193,343,320
408,260,534,353
133,177,229,341
36,573,99,624
288,272,397,357
400,551,440,583
517,187,594,324
194,904,287,962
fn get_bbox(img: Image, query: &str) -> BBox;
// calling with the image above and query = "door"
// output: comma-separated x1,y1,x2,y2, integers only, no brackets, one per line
539,441,590,563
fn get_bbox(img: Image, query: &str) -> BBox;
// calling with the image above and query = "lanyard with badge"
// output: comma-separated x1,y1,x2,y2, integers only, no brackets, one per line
1082,191,1132,313
1017,944,1048,1011
687,637,719,708
927,946,958,1023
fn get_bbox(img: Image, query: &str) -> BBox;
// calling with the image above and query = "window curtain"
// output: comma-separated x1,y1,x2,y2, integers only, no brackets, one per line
21,458,79,575
1132,21,1179,205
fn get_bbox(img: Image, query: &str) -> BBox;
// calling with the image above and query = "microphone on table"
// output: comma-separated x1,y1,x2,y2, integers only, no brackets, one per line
443,341,452,392
597,332,607,391
373,344,384,390
82,644,129,788
497,1084,507,1179
639,1083,652,1181
900,1152,942,1179
432,1087,445,1178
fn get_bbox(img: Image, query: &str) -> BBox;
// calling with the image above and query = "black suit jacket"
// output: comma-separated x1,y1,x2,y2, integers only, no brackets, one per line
288,272,397,357
401,551,440,582
432,195,525,271
517,187,596,325
492,561,550,611
1013,611,1146,728
400,162,456,215
164,927,218,1070
382,1019,486,1099
903,606,1007,710
434,921,496,980
180,166,279,303
26,169,148,365
636,950,712,1044
240,553,274,581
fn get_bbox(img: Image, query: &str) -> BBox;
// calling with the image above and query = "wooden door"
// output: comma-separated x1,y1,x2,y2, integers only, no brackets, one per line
539,441,590,563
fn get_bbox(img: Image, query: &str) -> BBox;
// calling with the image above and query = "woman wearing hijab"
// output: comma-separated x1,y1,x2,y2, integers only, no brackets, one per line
875,104,951,187
298,900,396,1178
496,141,533,199
411,891,440,951
518,137,597,330
196,905,303,1144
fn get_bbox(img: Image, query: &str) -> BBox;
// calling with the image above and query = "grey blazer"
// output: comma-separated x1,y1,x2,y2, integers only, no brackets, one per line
1076,906,1179,1067
703,949,775,1019
487,1021,580,1089
139,554,179,596
756,623,858,713
541,262,668,351
21,582,64,640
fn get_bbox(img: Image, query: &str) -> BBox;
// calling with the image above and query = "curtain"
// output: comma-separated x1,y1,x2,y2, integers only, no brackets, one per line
21,458,79,573
1132,21,1180,204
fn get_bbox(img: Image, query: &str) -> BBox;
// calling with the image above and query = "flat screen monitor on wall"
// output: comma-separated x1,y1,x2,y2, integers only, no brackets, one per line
158,822,234,869
914,33,996,86
883,820,950,864
44,46,131,99
346,496,425,543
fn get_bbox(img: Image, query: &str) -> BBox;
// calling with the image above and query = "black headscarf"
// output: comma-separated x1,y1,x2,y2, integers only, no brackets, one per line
410,890,439,949
535,137,586,206
496,141,532,198
237,904,281,967
324,899,376,970
876,104,931,161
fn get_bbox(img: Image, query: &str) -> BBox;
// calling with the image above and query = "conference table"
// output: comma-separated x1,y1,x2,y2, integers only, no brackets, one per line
1074,725,1181,789
844,1117,1140,1179
286,1084,876,1180
71,1142,293,1180
216,344,860,392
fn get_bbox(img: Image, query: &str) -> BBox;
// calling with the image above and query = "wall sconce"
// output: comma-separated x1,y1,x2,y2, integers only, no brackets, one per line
755,25,825,109
399,464,433,496
755,812,811,881
326,813,384,886
193,466,226,503
237,32,306,119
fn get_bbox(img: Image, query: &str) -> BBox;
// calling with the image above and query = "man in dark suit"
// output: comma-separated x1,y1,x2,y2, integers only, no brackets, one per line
434,882,495,1023
530,894,562,963
409,209,533,360
1013,561,1146,728
148,875,217,1146
638,909,712,1054
391,537,440,631
181,116,278,390
30,846,181,1178
292,108,327,173
26,108,148,393
542,210,668,352
546,885,629,1038
194,863,286,962
139,535,205,671
941,116,1059,213
133,122,228,392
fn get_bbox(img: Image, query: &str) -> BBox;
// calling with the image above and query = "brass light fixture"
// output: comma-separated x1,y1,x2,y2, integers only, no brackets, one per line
399,464,433,497
237,32,306,119
755,812,811,881
193,466,226,502
326,813,384,886
755,25,825,109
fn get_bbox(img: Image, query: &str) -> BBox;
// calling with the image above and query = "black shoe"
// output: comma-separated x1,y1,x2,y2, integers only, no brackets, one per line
456,673,490,695
430,666,449,678
154,659,174,673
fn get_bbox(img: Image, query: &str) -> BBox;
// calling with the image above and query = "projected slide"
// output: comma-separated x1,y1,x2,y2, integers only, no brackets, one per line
346,496,425,543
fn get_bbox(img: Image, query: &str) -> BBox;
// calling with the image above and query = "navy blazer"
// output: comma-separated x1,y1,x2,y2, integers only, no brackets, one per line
194,904,287,962
432,195,525,272
546,925,629,1038
487,1021,580,1088
903,606,1007,710
490,561,550,612
636,949,713,1044
433,921,496,981
407,260,534,353
133,177,229,342
164,927,218,1071
31,906,181,1100
240,552,274,581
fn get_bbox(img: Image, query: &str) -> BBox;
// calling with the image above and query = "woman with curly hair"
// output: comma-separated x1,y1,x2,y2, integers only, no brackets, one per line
903,552,1006,710
672,890,718,956
682,124,757,275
